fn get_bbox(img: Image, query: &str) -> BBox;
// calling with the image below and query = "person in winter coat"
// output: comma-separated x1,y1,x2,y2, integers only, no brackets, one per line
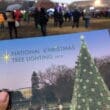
83,10,91,28
39,8,49,36
33,7,41,29
0,12,5,32
5,11,18,39
53,8,59,27
58,9,64,28
72,9,81,28
23,10,30,24
14,9,22,24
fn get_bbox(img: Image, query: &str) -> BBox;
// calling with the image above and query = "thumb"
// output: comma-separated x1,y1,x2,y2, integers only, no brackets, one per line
0,91,9,110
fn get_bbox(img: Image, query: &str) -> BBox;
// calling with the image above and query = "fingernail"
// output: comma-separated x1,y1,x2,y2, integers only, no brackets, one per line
0,92,8,102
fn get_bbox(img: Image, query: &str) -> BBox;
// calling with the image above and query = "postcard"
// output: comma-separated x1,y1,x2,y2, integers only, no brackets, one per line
0,29,110,110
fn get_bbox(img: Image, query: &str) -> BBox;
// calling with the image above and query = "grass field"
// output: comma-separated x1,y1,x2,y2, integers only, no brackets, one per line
0,18,110,40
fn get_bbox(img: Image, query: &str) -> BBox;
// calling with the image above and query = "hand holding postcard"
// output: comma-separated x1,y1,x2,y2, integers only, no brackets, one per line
0,29,110,110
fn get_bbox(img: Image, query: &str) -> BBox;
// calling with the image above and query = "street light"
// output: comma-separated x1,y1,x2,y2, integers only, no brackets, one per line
35,0,37,3
59,104,63,110
94,0,101,7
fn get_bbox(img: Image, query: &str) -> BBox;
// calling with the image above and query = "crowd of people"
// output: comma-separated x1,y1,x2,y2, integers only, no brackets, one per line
0,7,49,39
33,7,49,36
0,10,20,39
0,6,110,39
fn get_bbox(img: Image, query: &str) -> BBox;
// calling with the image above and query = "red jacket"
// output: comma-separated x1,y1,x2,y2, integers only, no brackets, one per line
14,10,22,22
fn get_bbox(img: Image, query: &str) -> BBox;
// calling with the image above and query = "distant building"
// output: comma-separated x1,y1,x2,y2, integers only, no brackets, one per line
70,0,110,8
16,87,32,99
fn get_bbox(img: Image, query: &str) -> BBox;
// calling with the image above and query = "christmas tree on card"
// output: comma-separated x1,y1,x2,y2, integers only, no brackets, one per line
71,36,110,110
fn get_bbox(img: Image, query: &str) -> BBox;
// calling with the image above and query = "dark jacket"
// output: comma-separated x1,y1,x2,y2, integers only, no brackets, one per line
39,8,48,25
33,8,40,23
72,10,81,20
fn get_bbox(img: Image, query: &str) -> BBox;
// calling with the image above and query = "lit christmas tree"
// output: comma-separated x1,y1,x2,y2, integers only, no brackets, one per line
71,36,110,110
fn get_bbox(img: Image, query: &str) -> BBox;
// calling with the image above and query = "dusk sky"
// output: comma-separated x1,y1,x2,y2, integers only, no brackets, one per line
0,29,110,90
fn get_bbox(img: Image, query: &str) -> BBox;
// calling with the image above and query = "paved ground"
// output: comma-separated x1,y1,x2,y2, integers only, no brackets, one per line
0,18,110,40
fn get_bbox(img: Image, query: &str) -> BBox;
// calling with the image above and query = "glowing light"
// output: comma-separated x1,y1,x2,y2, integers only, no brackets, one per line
35,0,37,3
90,7,95,10
3,51,10,63
94,0,101,7
59,104,63,110
80,35,84,40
